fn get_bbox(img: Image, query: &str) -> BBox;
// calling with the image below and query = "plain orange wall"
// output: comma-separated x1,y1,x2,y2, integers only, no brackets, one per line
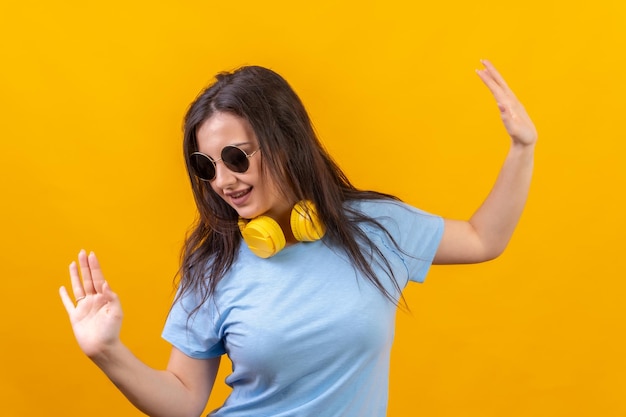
1,1,625,416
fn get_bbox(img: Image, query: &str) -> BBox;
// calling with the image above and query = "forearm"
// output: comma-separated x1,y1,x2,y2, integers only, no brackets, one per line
61,252,214,416
90,342,206,417
468,142,535,259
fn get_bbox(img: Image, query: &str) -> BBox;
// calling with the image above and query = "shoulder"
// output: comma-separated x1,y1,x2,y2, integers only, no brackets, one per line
347,198,439,221
346,198,443,247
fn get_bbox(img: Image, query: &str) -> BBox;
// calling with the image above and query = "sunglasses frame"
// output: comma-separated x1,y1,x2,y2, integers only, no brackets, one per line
190,145,261,181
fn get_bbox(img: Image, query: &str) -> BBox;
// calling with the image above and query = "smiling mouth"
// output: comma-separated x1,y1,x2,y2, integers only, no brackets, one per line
229,188,251,199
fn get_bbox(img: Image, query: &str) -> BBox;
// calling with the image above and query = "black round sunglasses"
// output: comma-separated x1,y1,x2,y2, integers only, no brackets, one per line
189,145,261,181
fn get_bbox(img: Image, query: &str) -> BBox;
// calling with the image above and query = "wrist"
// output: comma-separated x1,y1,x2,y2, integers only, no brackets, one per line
87,338,126,365
510,141,536,155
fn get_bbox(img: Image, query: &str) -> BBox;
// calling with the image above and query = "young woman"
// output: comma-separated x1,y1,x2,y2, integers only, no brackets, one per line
60,59,537,417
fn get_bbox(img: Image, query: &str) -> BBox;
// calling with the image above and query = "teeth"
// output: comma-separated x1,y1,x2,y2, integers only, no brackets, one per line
231,190,248,198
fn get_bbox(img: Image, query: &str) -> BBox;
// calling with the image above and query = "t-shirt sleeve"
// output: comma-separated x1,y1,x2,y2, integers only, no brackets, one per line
161,290,226,359
363,200,444,285
397,204,444,283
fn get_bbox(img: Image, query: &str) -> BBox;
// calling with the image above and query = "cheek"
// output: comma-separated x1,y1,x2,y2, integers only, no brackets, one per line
209,182,224,197
249,160,287,200
255,170,277,195
247,163,268,190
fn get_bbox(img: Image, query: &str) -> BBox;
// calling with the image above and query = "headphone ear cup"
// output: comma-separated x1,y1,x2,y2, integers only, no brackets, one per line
290,200,326,242
239,216,286,258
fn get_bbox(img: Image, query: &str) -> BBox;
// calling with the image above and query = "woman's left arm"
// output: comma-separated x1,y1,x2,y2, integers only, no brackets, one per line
433,60,538,265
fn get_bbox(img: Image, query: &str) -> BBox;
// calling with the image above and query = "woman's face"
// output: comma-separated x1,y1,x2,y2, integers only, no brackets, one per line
195,112,292,221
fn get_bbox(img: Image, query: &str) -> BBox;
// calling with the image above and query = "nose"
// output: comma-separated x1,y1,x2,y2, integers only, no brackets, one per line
212,160,237,188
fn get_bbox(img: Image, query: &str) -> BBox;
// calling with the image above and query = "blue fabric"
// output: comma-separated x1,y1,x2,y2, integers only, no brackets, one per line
162,200,444,416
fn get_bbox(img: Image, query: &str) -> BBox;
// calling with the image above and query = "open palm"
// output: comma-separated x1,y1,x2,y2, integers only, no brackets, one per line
59,250,123,357
476,59,538,147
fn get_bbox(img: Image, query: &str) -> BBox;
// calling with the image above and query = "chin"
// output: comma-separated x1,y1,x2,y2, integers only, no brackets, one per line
236,207,264,220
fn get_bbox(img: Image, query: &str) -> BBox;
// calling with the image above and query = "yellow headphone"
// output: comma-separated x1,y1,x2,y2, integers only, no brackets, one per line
238,200,326,258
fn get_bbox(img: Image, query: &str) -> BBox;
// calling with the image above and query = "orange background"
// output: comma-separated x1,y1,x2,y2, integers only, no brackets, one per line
1,1,625,416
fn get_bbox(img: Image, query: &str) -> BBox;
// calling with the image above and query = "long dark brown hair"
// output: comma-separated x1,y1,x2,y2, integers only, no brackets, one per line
178,65,404,316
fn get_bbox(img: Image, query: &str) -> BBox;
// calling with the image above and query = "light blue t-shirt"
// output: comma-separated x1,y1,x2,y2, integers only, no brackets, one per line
162,200,444,416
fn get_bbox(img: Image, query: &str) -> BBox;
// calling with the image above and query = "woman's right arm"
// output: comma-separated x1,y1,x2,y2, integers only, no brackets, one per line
90,344,220,417
59,250,219,417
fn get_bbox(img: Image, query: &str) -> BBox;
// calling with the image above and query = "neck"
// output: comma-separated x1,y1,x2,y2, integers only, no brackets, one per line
276,210,297,245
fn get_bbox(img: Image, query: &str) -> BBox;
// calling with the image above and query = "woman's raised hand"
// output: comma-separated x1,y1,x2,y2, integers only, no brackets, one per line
59,250,123,358
476,59,538,147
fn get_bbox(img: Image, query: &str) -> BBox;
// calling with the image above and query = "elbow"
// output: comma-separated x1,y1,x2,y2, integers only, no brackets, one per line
480,250,503,263
436,220,513,265
460,238,509,264
479,240,510,263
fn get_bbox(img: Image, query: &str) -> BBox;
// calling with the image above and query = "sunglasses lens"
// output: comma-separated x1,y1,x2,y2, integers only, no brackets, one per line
190,153,215,181
222,146,250,173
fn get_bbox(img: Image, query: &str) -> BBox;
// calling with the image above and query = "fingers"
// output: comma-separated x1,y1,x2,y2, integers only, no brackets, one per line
59,286,75,314
67,250,105,300
475,59,538,146
475,60,520,116
78,250,97,295
479,59,511,93
476,63,507,105
60,260,116,314
102,280,119,304
69,260,86,300
88,252,106,293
